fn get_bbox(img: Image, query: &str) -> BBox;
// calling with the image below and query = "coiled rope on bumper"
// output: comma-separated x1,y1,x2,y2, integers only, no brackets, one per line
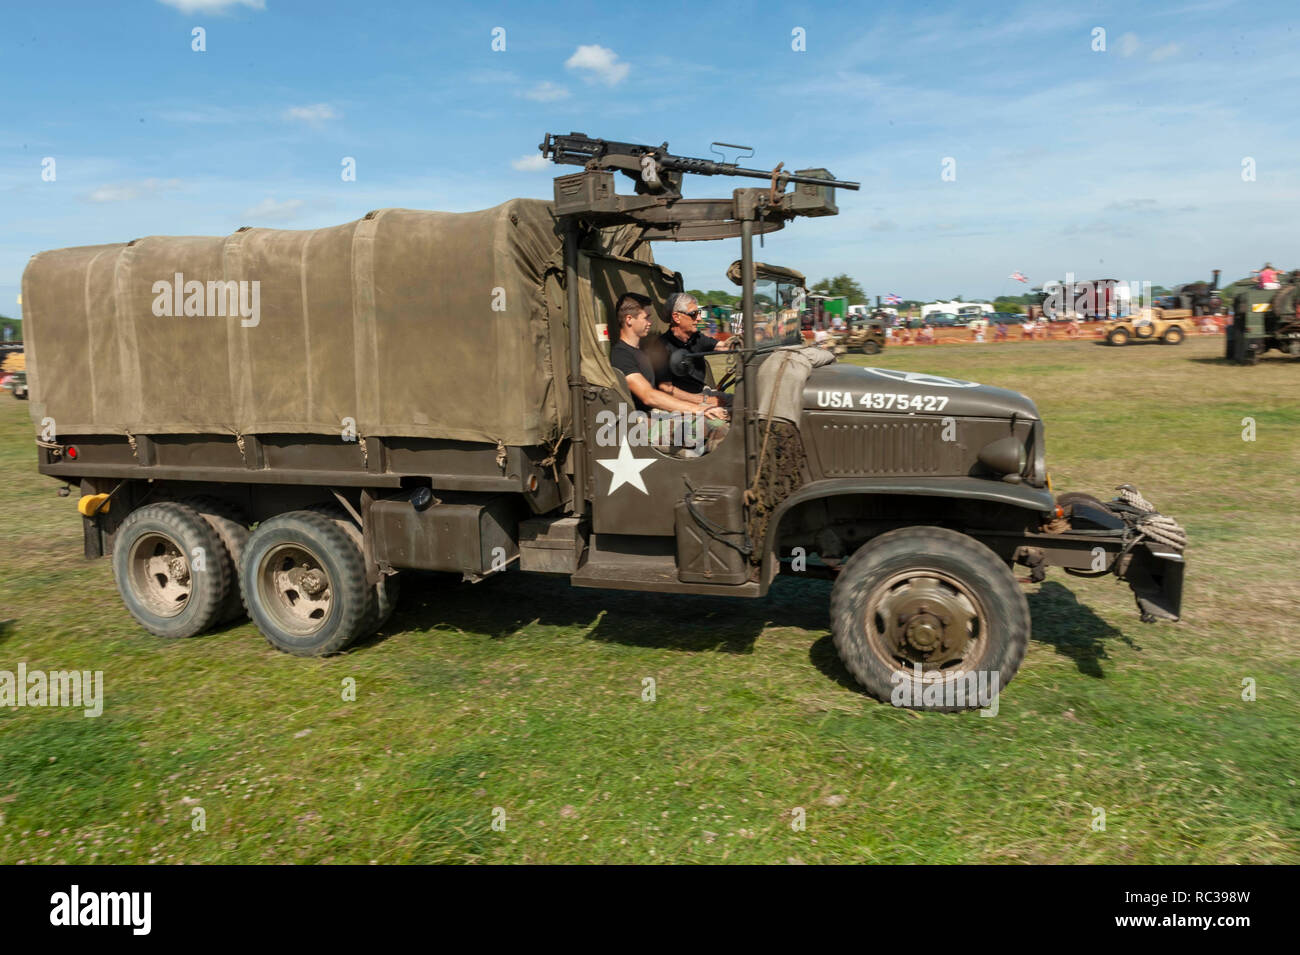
1112,484,1188,552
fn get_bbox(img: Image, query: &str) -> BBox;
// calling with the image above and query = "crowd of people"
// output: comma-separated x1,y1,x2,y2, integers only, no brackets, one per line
875,312,1225,347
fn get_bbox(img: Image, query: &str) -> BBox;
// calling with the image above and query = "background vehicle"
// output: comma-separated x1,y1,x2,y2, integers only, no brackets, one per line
926,312,964,327
1103,311,1193,346
2,346,26,399
21,132,1185,710
1220,270,1300,363
835,312,886,355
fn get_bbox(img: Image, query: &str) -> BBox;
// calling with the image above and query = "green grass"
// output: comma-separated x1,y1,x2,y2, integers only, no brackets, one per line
1,336,1297,863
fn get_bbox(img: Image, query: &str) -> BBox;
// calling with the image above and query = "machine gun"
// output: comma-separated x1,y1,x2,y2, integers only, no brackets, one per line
539,132,860,195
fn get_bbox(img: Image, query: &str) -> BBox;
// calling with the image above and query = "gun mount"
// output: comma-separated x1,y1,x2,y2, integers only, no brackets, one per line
539,132,859,241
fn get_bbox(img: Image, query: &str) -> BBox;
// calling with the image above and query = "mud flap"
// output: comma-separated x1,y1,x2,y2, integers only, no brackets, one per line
1121,545,1184,622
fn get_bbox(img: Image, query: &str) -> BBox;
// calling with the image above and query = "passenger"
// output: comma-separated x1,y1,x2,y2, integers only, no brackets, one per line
608,292,727,454
1256,262,1280,290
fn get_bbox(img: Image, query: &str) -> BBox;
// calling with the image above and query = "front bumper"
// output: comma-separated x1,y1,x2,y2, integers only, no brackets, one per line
1119,544,1185,622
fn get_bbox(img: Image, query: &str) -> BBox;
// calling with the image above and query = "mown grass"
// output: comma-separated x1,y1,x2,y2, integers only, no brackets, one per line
0,336,1296,864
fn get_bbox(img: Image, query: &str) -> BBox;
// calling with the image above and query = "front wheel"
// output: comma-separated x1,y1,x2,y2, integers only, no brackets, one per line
1161,325,1185,345
1107,327,1130,345
861,340,882,355
830,526,1030,711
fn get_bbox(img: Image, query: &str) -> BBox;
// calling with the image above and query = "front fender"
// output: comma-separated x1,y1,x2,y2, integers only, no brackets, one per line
759,476,1055,586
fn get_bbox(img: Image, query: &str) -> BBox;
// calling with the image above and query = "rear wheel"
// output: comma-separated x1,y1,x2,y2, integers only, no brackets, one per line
830,526,1029,711
112,502,230,639
240,510,374,656
1107,327,1130,346
862,340,882,355
1161,325,1185,345
305,504,401,631
182,496,249,624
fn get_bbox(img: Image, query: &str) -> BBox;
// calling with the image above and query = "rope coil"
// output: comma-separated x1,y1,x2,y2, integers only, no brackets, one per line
1112,484,1187,552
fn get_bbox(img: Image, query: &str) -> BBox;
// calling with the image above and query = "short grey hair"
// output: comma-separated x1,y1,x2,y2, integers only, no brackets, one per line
664,291,698,323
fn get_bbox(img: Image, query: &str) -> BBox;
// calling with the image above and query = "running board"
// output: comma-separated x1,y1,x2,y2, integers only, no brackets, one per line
570,534,761,596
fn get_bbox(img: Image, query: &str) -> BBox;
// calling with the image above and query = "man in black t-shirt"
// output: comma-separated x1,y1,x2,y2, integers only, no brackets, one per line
649,292,735,403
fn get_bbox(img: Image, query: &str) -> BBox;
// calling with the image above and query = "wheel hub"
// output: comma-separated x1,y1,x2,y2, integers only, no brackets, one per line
867,573,984,670
167,555,190,583
128,533,192,618
259,544,333,635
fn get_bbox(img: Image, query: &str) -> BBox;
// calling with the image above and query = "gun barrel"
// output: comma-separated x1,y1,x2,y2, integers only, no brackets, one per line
661,157,858,190
541,133,860,190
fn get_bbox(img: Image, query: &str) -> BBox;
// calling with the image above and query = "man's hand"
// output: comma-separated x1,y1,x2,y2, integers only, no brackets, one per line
702,406,728,421
717,337,737,351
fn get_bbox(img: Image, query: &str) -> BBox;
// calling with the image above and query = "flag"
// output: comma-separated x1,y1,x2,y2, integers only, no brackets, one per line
1009,271,1028,284
885,293,902,305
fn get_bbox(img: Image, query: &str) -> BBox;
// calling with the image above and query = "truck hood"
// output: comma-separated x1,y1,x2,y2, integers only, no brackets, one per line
803,364,1040,420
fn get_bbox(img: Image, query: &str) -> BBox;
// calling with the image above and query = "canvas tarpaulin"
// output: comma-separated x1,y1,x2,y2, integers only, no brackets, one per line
23,199,652,447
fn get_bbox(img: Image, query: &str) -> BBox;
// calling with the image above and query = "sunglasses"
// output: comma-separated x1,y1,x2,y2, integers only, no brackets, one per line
677,309,702,319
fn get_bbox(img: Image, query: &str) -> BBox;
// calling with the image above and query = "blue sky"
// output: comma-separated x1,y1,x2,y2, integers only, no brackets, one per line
3,0,1297,316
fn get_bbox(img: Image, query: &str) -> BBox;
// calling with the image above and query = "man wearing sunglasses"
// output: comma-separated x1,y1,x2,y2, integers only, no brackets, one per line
651,292,736,407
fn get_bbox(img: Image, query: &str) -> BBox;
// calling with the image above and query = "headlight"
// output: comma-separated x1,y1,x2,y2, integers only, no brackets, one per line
978,435,1027,477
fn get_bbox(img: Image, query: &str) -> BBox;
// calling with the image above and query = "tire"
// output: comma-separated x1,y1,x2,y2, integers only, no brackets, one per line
112,501,231,639
1161,325,1185,345
1133,322,1156,340
240,510,374,656
305,504,401,631
1107,328,1130,346
862,340,882,355
830,526,1030,711
182,496,250,624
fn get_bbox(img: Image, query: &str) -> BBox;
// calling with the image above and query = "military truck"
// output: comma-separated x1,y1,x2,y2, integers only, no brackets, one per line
21,132,1186,710
1219,271,1300,364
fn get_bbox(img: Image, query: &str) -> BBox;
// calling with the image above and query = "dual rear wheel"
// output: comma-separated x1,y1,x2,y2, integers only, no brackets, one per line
112,501,399,656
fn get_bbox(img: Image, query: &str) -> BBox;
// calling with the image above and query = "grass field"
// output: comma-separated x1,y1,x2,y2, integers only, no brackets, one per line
1,335,1297,864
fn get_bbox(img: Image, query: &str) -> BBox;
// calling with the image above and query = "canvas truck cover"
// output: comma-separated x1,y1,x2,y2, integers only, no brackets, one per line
23,199,653,447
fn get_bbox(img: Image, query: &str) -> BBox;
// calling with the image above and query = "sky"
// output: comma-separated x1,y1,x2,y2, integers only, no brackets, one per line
3,0,1298,318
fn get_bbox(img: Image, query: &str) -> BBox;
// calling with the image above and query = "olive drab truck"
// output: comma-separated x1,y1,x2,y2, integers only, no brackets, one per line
21,132,1187,711
1219,270,1300,364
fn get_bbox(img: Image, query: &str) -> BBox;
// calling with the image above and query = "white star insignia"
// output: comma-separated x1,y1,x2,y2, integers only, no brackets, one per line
597,438,655,495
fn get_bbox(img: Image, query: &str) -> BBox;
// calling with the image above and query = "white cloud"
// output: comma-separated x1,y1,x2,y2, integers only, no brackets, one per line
1119,32,1140,57
87,178,182,203
283,104,339,124
511,154,550,171
523,81,570,103
1148,43,1181,62
156,0,265,13
565,45,629,86
242,198,306,222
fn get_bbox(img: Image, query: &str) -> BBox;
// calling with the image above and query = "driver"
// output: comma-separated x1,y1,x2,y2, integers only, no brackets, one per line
649,292,735,408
